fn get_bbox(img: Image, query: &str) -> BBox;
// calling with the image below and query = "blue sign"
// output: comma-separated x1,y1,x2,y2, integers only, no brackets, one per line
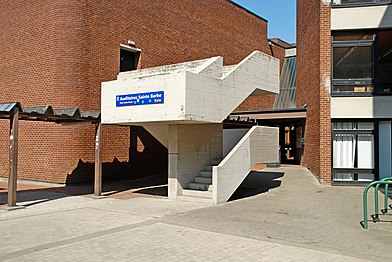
116,91,164,107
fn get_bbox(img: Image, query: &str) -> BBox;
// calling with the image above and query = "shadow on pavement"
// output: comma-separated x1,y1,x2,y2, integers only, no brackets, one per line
0,174,168,207
134,185,168,197
229,171,284,201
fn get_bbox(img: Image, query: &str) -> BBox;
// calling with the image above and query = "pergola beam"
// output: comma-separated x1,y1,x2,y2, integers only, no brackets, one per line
0,102,102,208
8,107,19,207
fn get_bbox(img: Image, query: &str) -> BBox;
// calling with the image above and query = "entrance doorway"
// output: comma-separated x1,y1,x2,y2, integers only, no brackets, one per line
230,108,307,166
281,125,296,164
279,123,304,164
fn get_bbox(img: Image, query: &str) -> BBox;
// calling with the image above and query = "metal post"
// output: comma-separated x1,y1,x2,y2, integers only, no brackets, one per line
8,107,19,207
384,183,389,213
363,180,392,229
374,177,392,217
94,122,102,196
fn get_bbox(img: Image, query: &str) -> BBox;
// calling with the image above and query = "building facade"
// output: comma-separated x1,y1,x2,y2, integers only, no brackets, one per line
0,0,286,184
297,0,392,184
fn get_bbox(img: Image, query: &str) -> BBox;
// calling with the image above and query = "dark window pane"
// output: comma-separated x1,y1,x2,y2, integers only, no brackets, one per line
374,85,392,94
341,0,375,4
332,122,374,130
120,49,138,72
375,31,392,94
333,0,392,5
333,46,373,79
333,0,374,5
333,32,375,41
332,85,373,93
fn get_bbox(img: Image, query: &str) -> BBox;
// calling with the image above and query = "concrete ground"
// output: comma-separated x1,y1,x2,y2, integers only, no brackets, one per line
0,166,391,261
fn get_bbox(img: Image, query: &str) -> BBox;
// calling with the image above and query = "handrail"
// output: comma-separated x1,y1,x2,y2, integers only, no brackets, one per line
363,180,392,229
373,177,392,221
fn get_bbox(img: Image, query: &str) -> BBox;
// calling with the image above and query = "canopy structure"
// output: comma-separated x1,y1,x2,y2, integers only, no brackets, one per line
0,103,100,123
0,102,102,209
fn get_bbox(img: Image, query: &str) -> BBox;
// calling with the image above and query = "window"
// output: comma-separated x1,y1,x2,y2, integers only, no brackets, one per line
332,32,375,95
120,44,141,72
333,46,373,79
332,122,375,183
332,31,392,95
333,0,392,7
375,31,392,95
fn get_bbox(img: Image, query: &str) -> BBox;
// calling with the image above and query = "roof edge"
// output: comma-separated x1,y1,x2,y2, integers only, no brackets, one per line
227,0,268,23
232,108,307,115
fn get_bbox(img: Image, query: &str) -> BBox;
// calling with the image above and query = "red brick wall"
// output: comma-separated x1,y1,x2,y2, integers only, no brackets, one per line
296,0,331,183
319,2,332,183
235,42,287,112
269,38,293,48
0,0,273,183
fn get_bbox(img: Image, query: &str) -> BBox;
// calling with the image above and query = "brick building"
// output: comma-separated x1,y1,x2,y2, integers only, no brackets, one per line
297,0,392,184
0,0,286,184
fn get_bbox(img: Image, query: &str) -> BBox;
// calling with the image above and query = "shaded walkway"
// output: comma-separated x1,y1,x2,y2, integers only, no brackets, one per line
0,174,168,207
229,170,284,201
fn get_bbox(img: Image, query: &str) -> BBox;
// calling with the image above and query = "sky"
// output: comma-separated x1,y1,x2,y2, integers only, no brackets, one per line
231,0,296,44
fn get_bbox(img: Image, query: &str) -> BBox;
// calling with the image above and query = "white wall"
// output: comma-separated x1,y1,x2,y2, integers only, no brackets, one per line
223,129,250,157
332,5,392,30
101,51,279,125
213,126,279,204
331,97,392,119
101,72,187,124
168,124,223,199
285,48,296,57
143,124,169,148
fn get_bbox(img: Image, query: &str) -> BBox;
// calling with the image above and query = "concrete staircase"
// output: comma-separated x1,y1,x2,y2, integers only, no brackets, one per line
179,160,221,202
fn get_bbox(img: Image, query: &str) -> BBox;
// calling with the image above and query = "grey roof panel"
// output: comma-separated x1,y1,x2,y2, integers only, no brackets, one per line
54,108,81,117
273,56,297,110
1,102,100,123
24,105,54,115
81,110,101,119
0,102,22,112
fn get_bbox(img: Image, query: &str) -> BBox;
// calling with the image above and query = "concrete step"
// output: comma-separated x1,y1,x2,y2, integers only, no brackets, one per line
210,159,221,165
200,171,212,178
176,195,212,204
195,176,212,184
182,189,212,199
204,165,213,170
188,182,212,191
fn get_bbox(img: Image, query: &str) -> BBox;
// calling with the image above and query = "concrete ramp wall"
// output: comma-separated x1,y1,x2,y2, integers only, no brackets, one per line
213,126,279,204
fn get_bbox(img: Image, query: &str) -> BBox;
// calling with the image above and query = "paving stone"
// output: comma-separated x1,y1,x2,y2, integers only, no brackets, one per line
0,166,389,261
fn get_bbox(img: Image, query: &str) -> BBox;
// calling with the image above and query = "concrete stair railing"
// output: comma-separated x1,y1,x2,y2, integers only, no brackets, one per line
212,126,279,204
179,127,278,204
102,51,279,125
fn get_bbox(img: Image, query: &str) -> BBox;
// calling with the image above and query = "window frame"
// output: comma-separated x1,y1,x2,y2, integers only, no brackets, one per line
331,33,376,96
332,0,392,8
120,44,141,73
331,121,377,184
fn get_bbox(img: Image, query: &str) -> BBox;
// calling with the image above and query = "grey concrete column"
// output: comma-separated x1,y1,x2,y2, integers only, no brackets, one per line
168,124,179,199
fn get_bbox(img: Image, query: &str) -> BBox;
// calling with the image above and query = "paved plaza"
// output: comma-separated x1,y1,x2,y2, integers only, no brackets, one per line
0,166,391,261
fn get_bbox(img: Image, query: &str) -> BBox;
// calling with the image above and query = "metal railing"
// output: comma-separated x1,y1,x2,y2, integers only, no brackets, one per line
363,177,392,229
